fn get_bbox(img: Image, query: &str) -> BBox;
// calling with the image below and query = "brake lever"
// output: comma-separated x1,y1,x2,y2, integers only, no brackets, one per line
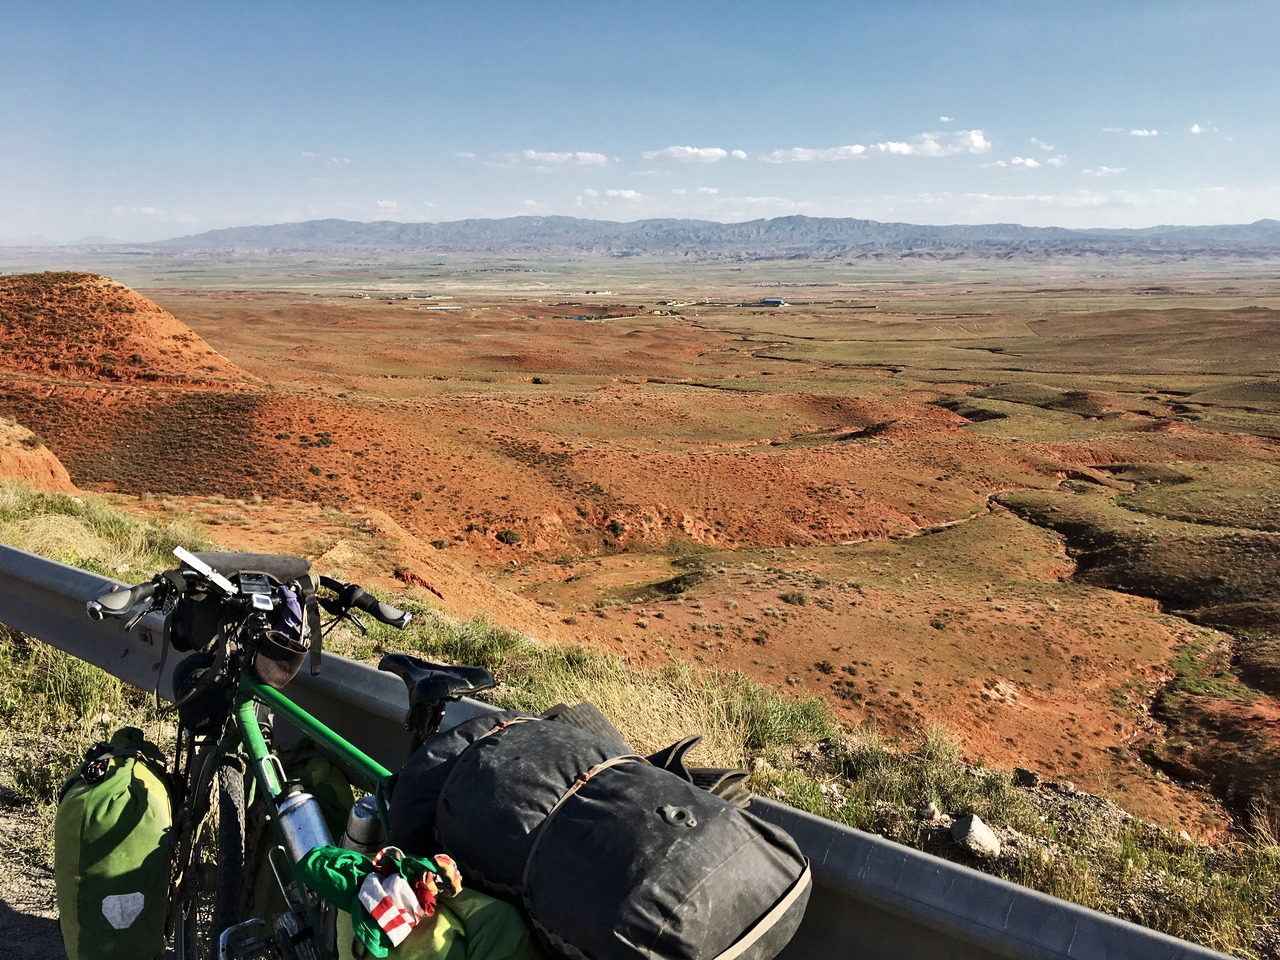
120,574,169,632
122,604,151,632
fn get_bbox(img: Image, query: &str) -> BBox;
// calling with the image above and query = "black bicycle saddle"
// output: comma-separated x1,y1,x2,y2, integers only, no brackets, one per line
378,653,496,707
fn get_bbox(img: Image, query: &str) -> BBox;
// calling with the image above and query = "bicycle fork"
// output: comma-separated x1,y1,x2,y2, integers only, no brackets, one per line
219,701,335,960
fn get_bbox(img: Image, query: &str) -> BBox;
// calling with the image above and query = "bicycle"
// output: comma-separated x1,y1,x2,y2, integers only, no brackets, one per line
85,547,495,960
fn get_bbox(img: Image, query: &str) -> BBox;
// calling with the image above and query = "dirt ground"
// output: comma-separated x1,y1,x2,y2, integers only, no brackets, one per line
2,262,1279,843
0,806,64,960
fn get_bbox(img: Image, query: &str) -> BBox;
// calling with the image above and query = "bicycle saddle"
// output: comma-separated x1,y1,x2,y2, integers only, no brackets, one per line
378,653,496,706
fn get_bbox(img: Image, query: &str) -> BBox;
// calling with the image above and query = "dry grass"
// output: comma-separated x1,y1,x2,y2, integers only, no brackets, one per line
329,605,832,767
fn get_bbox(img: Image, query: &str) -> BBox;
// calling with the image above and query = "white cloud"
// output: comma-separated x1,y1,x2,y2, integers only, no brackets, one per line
731,149,748,160
375,200,397,210
1084,166,1126,176
696,186,719,195
763,144,866,163
455,151,476,159
485,150,609,171
522,199,550,209
987,156,1041,169
641,145,730,163
938,116,953,123
1102,127,1125,133
762,129,990,163
1045,155,1067,167
1030,137,1055,151
671,188,688,195
1190,123,1204,134
1129,129,1159,137
330,156,352,164
520,149,609,165
301,151,317,158
582,187,643,201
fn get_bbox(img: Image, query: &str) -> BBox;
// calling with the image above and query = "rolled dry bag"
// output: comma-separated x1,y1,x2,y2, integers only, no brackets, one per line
393,715,811,960
54,728,174,960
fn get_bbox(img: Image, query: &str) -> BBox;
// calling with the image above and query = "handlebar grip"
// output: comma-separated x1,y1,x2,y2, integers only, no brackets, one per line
340,583,413,629
86,581,157,621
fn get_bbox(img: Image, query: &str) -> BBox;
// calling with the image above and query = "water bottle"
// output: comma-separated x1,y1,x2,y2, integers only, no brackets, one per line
276,786,334,862
341,795,383,854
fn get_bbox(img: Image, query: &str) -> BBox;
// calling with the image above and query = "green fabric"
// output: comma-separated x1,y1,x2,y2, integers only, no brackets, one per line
441,890,544,960
54,728,173,960
298,847,445,958
336,889,542,960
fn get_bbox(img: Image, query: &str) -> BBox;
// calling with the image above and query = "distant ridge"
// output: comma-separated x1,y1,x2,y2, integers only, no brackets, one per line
155,215,1280,257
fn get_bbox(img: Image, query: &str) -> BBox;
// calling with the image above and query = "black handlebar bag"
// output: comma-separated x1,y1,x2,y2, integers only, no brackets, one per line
165,554,320,689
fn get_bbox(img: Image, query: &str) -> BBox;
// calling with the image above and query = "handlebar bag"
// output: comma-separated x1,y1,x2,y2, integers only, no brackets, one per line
167,565,319,687
54,727,174,960
392,716,811,960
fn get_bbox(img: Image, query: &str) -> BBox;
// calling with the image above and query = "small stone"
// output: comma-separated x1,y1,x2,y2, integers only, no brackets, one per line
1178,830,1192,843
916,800,940,821
951,813,1001,858
1057,780,1077,794
1013,767,1040,788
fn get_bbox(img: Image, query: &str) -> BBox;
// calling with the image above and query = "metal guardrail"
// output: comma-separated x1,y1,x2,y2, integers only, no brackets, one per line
0,543,1230,960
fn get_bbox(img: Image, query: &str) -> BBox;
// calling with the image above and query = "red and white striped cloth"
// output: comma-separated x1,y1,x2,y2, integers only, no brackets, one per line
359,868,424,947
356,846,462,948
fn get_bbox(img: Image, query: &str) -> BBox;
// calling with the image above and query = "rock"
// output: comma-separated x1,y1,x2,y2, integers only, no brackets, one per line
1057,780,1077,794
916,800,940,821
951,813,1001,858
1013,767,1040,788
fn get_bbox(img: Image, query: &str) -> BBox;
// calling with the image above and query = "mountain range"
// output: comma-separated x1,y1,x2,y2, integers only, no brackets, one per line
135,215,1280,257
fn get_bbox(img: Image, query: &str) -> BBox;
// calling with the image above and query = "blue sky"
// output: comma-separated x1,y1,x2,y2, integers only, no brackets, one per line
3,0,1278,241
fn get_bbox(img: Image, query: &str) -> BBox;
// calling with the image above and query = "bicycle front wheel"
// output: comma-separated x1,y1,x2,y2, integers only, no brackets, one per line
173,757,246,960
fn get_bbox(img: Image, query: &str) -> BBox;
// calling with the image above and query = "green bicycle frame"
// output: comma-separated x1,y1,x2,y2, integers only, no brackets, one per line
188,671,398,955
239,673,395,804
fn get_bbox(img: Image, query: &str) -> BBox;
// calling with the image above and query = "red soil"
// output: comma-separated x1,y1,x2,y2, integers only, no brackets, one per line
0,272,256,387
2,275,1276,836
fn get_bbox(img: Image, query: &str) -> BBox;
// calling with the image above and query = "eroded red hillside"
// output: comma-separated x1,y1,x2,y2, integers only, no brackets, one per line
0,272,257,386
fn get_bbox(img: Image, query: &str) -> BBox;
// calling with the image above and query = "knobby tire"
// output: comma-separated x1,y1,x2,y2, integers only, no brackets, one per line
174,758,246,960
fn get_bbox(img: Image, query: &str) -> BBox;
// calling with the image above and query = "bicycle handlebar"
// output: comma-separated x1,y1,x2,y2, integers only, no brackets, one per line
84,564,412,632
319,576,413,629
85,581,157,621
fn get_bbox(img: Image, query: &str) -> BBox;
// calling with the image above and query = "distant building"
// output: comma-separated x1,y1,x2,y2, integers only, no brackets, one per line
758,298,788,307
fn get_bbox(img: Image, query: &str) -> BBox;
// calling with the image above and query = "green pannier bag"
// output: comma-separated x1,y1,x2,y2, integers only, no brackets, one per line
54,727,174,960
